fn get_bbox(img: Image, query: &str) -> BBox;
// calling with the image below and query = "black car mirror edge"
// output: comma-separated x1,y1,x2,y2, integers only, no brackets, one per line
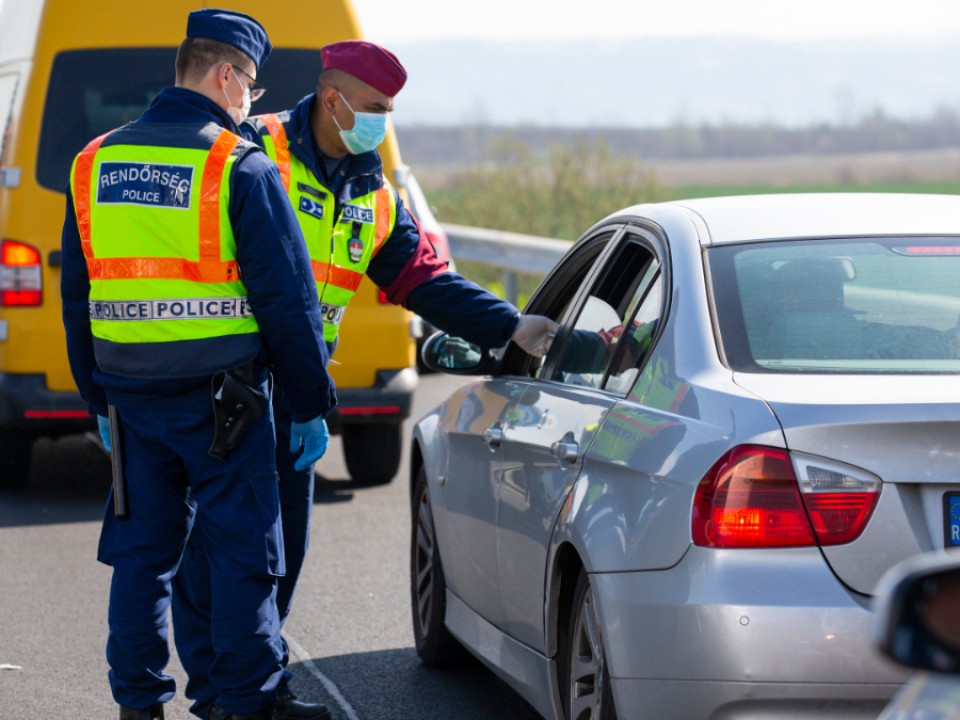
874,551,960,674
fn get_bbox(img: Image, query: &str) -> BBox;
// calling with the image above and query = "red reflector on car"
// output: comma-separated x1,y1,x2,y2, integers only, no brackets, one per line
693,445,816,548
336,405,402,416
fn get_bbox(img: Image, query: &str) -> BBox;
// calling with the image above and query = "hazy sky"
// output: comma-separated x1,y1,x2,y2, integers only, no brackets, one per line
3,0,956,127
0,1,957,43
357,0,960,43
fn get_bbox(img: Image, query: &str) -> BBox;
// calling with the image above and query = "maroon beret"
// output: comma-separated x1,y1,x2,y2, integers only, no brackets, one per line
321,40,407,96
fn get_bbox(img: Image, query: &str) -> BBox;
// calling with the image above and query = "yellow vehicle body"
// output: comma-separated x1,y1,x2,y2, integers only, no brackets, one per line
0,0,419,487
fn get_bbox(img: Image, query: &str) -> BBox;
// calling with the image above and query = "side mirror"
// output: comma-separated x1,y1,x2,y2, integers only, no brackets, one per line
420,331,497,375
874,552,960,673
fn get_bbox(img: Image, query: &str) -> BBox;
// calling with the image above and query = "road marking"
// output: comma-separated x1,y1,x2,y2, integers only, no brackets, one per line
285,634,361,720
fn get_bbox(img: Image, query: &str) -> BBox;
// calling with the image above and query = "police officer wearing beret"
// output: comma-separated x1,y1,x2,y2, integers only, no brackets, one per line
169,38,558,714
61,10,336,720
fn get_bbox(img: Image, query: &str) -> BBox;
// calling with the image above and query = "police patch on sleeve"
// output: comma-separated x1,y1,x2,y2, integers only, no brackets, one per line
97,162,193,209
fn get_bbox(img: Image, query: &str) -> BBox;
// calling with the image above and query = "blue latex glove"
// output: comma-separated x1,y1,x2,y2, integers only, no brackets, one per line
97,414,111,453
290,415,329,471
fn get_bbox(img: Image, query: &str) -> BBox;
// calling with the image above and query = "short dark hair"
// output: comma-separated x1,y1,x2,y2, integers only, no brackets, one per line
317,68,362,94
175,37,252,84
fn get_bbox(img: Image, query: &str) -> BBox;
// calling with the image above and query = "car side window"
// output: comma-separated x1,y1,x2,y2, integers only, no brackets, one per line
604,270,662,394
516,231,615,380
548,239,659,390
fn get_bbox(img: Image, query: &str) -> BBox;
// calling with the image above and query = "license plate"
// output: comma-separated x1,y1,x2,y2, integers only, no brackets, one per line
944,492,960,547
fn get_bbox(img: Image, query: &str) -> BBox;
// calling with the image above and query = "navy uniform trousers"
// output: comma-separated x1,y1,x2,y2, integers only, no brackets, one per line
171,385,310,719
99,376,286,715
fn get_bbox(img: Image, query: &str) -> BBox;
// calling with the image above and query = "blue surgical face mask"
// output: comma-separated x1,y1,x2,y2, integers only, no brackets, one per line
334,91,387,155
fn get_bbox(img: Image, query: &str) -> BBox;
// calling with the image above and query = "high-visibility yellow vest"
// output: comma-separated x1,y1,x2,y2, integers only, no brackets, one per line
70,123,261,378
253,112,396,342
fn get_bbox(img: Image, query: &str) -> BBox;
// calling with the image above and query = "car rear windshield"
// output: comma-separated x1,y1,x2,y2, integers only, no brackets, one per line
37,48,321,192
709,237,960,374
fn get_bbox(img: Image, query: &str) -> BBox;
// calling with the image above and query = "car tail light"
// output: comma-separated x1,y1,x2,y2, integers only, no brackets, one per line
1,240,42,306
792,452,881,545
692,445,880,548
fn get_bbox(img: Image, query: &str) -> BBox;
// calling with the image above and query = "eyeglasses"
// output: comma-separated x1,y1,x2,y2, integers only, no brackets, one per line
232,66,267,102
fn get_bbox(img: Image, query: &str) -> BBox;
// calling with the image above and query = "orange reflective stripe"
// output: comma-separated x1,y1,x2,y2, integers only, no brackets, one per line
74,132,110,260
259,113,291,193
311,261,364,292
371,187,391,257
87,256,239,283
200,130,240,263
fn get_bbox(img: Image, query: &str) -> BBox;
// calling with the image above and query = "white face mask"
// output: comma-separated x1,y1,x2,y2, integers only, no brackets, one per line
223,70,251,124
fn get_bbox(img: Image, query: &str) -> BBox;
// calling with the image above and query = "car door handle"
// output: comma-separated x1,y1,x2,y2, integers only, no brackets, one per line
554,438,580,464
482,425,503,447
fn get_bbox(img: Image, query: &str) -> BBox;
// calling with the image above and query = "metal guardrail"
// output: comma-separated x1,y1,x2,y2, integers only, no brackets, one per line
440,223,569,306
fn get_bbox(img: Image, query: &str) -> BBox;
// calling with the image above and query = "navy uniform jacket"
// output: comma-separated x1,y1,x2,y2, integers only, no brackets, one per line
242,94,521,350
61,87,336,422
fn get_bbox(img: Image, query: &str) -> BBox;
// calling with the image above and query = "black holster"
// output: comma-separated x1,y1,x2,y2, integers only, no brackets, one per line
208,364,268,461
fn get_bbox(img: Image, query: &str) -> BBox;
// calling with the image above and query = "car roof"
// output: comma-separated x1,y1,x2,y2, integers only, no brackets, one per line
615,193,960,245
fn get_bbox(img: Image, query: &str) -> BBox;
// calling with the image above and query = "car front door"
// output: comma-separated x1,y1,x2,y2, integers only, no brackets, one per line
430,377,532,624
496,230,665,651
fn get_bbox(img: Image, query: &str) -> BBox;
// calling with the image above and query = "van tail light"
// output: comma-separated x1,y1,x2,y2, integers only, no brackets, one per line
692,445,880,548
1,240,43,306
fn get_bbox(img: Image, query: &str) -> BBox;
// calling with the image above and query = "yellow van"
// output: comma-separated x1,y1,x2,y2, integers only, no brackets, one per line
0,0,420,488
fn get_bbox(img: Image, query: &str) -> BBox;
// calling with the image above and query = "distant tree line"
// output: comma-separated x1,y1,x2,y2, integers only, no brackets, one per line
396,106,960,165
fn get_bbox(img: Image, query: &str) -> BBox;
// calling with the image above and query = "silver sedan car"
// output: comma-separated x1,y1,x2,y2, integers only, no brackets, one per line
409,193,960,720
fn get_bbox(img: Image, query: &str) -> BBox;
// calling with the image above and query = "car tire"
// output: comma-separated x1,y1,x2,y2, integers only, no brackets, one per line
411,466,466,667
0,430,33,491
342,423,401,485
561,568,618,720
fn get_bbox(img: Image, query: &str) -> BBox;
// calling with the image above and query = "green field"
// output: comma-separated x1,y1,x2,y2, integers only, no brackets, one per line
423,171,960,305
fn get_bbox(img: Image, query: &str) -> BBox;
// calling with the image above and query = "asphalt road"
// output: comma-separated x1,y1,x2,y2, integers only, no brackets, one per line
0,373,543,720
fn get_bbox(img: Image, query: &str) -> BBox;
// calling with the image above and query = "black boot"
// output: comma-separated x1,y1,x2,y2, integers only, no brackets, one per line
273,687,332,720
209,706,273,720
119,704,164,720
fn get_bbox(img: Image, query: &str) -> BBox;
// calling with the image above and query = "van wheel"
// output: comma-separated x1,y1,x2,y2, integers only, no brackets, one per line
561,569,618,720
342,424,401,485
0,431,33,490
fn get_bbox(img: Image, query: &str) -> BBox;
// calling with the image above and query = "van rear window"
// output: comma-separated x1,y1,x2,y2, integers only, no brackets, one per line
38,48,322,192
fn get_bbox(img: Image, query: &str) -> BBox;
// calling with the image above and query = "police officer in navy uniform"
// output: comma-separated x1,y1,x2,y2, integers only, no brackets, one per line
61,10,336,720
169,39,558,714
